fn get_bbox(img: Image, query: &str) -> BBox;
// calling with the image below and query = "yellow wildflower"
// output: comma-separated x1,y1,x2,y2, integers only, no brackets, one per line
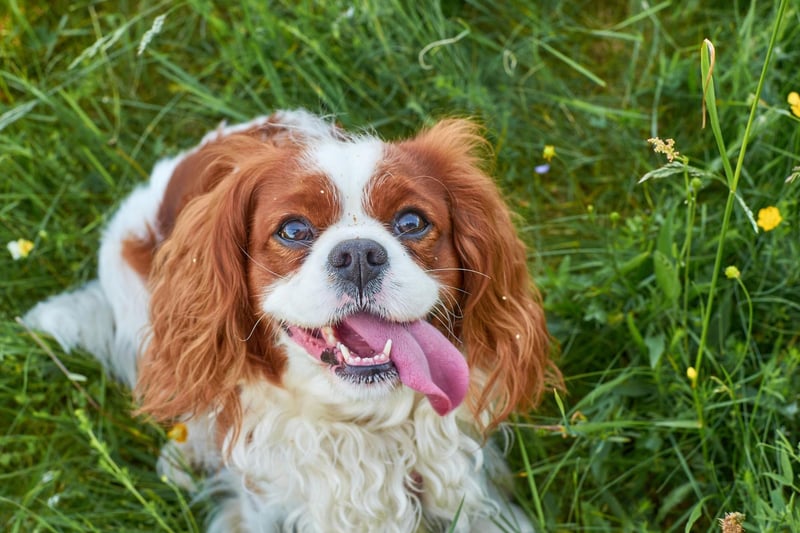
686,366,698,388
167,422,188,443
756,206,782,232
788,91,800,118
724,266,740,280
7,238,34,260
542,144,556,162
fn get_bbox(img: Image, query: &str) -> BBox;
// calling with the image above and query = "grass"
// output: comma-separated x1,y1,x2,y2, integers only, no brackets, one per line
2,0,799,530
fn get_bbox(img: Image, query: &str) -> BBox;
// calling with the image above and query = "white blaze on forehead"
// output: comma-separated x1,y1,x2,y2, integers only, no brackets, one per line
306,137,384,222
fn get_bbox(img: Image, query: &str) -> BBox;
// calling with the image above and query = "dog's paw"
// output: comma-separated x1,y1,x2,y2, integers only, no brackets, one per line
23,280,114,358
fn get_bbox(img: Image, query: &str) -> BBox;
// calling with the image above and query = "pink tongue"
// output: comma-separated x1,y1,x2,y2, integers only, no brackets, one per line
344,314,469,415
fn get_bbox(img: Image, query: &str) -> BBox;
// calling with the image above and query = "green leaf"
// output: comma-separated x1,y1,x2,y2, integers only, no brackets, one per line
619,250,651,275
734,192,759,234
553,388,566,418
780,445,794,486
654,251,681,304
700,39,735,185
637,161,718,184
626,312,646,351
657,208,675,258
685,496,712,532
656,482,694,524
645,333,666,368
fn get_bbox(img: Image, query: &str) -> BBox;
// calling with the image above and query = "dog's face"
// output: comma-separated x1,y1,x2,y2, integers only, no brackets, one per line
136,111,552,433
248,134,470,412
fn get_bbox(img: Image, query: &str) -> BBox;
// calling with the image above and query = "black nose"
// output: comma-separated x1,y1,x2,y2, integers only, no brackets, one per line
328,239,388,297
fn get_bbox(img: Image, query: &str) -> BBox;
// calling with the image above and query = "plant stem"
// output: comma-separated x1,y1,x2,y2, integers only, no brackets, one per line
692,0,788,377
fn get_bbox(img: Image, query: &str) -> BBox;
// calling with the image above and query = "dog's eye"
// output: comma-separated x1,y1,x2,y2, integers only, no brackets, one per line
277,218,315,245
393,210,430,239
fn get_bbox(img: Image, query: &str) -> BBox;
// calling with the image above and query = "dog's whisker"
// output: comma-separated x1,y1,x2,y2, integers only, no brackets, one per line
436,283,470,297
241,313,268,342
425,267,491,279
431,311,458,342
241,246,288,279
428,301,460,341
435,285,460,308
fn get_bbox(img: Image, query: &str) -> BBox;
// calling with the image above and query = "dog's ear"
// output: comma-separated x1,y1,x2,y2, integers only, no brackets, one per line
402,120,561,430
135,143,285,430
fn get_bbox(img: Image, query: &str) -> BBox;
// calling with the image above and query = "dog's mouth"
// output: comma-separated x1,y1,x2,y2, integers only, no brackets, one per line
293,321,399,385
286,313,469,416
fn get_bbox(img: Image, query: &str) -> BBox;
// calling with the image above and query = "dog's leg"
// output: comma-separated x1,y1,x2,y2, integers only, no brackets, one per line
23,280,115,364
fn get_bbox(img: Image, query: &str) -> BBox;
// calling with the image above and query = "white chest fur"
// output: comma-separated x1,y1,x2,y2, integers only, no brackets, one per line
219,381,495,533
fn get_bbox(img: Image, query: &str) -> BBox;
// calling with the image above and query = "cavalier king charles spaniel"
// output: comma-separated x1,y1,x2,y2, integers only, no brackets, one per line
25,110,558,532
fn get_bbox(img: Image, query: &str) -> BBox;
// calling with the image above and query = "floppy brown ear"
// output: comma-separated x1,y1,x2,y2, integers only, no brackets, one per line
406,120,561,430
135,155,283,429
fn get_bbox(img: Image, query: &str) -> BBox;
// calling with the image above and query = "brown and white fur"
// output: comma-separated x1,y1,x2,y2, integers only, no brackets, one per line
25,110,558,532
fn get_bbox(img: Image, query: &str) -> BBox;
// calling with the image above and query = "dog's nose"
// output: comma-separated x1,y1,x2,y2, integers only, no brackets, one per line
328,239,388,296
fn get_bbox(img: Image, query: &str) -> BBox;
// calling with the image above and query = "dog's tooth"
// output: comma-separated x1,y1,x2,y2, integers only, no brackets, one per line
363,357,373,365
342,345,362,365
383,339,392,358
322,326,336,346
338,342,351,361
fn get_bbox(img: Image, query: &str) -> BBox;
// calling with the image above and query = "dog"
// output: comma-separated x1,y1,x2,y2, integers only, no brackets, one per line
24,110,558,532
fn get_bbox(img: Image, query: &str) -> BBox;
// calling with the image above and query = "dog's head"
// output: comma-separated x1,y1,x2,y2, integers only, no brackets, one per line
136,111,555,434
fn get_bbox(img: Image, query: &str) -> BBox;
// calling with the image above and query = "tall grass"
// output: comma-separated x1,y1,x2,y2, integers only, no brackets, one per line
2,1,799,531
